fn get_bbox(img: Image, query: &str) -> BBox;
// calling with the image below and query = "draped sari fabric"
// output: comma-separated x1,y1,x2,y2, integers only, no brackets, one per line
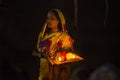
38,31,74,80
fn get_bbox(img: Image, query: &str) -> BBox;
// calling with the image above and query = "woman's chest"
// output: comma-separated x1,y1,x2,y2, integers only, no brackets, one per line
39,33,63,50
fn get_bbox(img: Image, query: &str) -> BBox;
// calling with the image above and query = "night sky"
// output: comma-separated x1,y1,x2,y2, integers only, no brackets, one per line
1,0,120,80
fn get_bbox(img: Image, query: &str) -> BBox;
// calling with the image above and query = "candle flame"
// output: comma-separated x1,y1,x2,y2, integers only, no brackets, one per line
58,56,62,61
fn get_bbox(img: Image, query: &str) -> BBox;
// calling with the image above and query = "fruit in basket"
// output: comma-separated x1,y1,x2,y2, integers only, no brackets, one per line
66,52,75,60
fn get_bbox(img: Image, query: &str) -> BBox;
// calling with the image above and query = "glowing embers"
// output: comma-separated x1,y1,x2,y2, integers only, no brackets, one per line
49,52,84,65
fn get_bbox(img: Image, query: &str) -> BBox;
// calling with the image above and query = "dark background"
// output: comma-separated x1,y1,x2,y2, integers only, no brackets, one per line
1,0,120,80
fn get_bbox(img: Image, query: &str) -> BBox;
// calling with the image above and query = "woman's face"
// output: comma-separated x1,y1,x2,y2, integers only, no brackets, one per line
46,12,60,29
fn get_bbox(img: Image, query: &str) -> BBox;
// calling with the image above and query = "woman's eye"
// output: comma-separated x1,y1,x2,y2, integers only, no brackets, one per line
46,16,57,20
51,17,55,20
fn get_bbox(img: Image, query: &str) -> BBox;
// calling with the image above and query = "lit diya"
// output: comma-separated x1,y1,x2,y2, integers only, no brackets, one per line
55,51,66,62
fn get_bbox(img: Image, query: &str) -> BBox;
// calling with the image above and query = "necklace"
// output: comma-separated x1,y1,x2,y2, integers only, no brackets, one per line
48,31,61,35
41,31,61,41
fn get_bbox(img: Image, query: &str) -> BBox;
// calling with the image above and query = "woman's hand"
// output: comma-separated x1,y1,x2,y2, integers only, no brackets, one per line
41,53,48,58
32,51,41,58
32,51,48,58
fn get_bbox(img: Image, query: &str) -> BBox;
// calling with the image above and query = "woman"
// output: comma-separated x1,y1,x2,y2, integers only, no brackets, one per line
33,9,78,80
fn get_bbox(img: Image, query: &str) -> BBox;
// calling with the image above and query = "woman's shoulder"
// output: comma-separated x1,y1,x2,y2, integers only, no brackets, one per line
61,31,73,41
62,31,70,36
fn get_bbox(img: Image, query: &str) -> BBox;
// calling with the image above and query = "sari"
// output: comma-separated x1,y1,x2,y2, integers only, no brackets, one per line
38,31,74,80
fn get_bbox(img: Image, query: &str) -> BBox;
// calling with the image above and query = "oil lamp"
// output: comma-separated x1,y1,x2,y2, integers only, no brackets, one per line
55,51,66,62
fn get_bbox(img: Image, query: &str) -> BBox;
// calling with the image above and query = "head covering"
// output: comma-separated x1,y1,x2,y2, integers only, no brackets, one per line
88,64,120,80
37,9,67,49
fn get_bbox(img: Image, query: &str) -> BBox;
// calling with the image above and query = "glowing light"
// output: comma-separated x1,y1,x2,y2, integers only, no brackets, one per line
58,56,62,61
49,52,84,65
72,55,75,58
66,52,75,60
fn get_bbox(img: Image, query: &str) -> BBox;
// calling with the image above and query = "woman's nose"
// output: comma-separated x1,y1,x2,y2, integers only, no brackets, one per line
47,18,50,23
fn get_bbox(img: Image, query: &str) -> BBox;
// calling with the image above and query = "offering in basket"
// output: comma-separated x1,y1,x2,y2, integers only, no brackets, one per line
48,51,84,65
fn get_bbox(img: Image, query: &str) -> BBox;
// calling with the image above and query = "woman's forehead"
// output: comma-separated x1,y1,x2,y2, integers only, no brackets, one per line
47,12,56,16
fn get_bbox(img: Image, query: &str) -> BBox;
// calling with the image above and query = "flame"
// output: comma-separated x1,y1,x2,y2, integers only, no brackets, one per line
58,56,62,61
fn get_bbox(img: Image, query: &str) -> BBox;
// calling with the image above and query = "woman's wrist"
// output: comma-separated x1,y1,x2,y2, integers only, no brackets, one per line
32,51,41,58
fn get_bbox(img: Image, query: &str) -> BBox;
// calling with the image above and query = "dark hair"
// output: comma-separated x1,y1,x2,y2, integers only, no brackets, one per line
46,9,62,33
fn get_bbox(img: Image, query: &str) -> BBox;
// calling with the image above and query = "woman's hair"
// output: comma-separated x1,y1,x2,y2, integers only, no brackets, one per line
45,9,62,33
